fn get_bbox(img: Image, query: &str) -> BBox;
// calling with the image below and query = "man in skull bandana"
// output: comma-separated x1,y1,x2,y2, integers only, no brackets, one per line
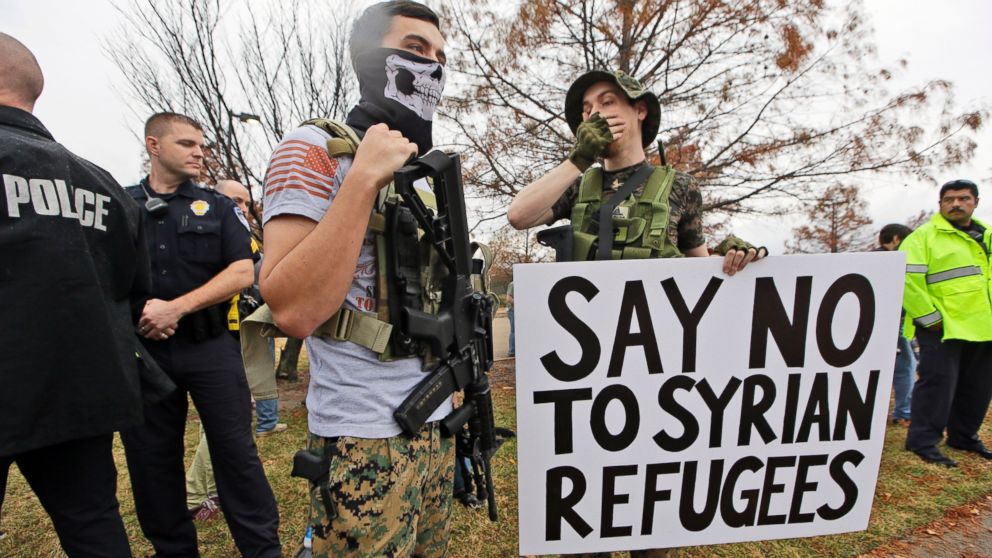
260,2,453,556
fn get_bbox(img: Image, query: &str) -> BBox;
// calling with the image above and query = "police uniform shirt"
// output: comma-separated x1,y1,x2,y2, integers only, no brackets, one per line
0,105,150,457
127,178,252,301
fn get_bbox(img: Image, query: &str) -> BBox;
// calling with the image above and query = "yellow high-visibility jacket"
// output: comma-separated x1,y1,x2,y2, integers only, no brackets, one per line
900,213,992,342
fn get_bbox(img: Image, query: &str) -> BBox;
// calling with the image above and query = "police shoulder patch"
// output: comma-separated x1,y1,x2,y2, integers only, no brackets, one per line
234,206,250,230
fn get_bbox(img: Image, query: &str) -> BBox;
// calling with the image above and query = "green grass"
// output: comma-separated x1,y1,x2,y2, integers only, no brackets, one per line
3,365,992,557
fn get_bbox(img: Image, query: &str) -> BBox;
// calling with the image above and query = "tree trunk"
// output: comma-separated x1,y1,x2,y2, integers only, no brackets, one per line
277,338,303,382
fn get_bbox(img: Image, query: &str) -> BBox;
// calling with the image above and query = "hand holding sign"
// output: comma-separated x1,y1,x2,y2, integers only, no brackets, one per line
514,253,905,555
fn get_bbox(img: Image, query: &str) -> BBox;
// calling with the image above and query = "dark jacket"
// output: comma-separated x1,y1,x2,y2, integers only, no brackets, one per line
0,105,150,456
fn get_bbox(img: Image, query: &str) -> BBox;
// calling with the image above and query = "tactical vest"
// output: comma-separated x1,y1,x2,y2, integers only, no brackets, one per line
569,165,683,261
242,119,495,372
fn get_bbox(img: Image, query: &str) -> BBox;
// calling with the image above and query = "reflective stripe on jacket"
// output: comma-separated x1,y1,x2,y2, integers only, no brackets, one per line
900,213,992,342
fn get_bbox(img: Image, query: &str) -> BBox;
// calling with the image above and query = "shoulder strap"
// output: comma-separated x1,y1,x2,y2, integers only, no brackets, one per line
577,168,604,203
570,168,603,234
640,165,676,204
301,118,361,158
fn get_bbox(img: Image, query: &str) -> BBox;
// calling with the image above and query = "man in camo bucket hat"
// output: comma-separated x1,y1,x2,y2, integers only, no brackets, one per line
564,70,661,149
508,70,766,556
508,68,764,270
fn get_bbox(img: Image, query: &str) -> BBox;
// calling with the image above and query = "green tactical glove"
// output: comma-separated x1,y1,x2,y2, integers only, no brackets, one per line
568,112,614,171
714,235,768,257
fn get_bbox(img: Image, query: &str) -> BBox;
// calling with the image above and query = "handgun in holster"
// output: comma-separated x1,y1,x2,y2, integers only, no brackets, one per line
291,449,337,535
178,304,228,342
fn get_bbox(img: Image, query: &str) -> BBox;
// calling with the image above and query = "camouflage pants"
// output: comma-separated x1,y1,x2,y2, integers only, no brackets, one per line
307,423,455,558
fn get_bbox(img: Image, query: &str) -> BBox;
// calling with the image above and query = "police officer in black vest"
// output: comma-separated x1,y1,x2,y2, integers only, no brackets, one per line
0,33,147,557
120,112,281,557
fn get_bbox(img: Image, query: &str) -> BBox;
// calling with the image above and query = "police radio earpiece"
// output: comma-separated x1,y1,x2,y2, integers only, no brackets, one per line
140,181,169,217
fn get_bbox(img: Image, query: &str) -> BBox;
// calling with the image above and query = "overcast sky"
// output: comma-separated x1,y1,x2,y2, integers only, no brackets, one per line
3,0,990,251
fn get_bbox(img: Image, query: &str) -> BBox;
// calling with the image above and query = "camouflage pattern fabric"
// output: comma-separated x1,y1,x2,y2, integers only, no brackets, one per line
551,161,706,252
306,423,455,557
564,69,661,148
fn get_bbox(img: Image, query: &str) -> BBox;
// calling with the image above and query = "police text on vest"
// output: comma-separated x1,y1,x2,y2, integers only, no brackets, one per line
3,174,111,231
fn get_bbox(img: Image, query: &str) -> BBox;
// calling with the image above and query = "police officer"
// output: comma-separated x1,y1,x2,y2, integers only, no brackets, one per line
120,112,281,557
0,33,146,557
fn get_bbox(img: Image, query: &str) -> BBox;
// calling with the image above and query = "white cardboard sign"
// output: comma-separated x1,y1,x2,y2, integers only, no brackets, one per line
514,253,905,555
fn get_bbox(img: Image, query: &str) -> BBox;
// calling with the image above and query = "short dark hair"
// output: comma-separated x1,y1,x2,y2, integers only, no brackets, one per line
349,1,440,70
879,223,912,245
144,112,203,139
939,179,979,200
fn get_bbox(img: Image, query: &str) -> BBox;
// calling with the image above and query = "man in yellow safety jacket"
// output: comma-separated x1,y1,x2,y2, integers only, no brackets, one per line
901,179,992,467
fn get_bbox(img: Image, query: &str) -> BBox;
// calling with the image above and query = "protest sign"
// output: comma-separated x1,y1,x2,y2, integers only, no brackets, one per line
515,253,905,555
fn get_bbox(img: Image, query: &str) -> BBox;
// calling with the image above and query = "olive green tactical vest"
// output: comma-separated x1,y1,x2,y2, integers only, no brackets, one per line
241,119,495,376
569,165,683,261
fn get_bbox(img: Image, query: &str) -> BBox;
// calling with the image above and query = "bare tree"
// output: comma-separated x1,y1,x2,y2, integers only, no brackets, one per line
485,227,553,291
440,0,986,222
106,0,358,197
905,209,933,231
786,184,873,253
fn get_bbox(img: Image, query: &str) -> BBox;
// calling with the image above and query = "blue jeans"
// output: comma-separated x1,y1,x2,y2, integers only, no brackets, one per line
507,306,515,356
892,335,915,420
255,399,280,433
453,456,473,492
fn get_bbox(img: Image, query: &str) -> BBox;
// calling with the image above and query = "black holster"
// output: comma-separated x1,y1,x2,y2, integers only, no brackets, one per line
291,447,337,535
177,303,228,342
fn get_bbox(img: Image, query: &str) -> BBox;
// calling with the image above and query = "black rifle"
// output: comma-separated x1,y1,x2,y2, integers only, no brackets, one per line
390,150,508,521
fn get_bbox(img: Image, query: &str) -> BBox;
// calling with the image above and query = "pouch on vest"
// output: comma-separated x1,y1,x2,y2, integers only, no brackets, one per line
569,165,681,261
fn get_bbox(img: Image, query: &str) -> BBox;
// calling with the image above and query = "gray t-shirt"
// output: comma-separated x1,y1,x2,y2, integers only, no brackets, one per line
263,124,452,438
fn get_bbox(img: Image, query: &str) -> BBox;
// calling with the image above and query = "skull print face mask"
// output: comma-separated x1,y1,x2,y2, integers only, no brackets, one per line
346,48,445,155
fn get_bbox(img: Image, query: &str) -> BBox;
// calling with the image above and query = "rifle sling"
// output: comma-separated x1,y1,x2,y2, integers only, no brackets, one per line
595,164,655,261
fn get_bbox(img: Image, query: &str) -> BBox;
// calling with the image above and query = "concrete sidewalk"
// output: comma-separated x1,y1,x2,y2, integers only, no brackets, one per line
492,309,514,361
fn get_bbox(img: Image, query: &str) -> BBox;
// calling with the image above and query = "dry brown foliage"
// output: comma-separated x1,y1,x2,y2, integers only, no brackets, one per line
106,0,358,205
485,227,553,290
440,0,987,221
785,183,873,253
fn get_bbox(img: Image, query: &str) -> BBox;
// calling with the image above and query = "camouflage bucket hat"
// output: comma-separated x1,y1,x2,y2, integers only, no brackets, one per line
564,70,660,148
